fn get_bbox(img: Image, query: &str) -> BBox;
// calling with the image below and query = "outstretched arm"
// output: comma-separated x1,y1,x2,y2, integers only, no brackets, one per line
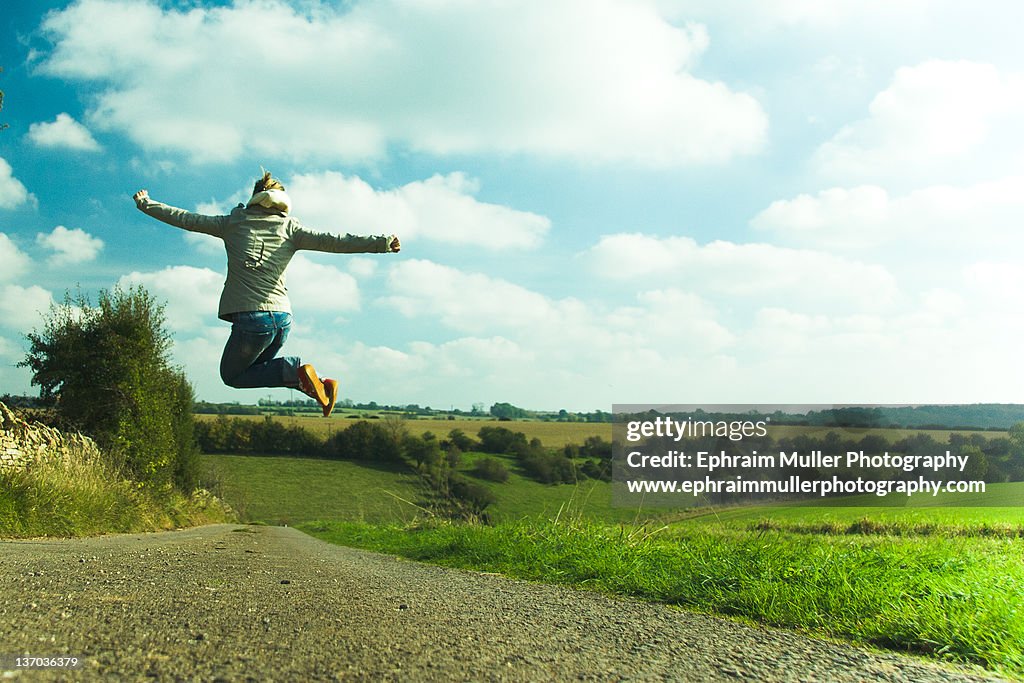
293,225,401,254
133,189,229,237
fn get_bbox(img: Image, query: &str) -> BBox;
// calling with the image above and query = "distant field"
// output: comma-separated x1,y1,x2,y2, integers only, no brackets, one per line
767,423,1008,442
195,413,1008,449
195,413,611,447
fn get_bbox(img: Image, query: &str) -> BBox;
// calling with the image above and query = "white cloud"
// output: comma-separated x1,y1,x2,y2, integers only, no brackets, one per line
0,157,33,210
0,233,31,281
27,113,102,151
813,60,1024,183
0,285,55,332
752,177,1024,251
347,257,378,279
963,260,1024,301
37,0,767,167
383,259,555,335
369,259,738,406
381,260,735,353
118,266,222,332
585,233,899,311
288,172,550,250
0,335,21,359
285,254,362,315
36,226,105,265
742,298,1024,403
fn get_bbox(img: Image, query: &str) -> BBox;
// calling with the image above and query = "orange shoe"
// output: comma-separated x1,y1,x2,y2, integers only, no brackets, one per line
297,364,328,408
322,379,338,418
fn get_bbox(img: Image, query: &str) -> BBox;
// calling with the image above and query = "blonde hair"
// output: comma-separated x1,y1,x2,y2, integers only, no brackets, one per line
253,169,285,195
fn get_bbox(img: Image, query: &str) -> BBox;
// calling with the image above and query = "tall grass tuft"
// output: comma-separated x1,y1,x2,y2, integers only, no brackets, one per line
0,443,233,538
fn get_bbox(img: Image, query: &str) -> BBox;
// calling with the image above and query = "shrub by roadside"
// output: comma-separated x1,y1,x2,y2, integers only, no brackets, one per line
0,439,234,538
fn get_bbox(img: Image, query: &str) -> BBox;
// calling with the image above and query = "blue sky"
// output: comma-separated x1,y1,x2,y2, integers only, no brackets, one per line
1,0,1023,411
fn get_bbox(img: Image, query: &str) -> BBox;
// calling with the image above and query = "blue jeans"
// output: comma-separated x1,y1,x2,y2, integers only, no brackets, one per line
220,311,301,389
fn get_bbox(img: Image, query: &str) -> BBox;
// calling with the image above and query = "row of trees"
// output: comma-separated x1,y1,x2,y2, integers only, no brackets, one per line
475,426,611,484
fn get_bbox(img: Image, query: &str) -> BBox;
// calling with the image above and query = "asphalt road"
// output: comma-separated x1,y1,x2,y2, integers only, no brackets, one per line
0,524,1010,681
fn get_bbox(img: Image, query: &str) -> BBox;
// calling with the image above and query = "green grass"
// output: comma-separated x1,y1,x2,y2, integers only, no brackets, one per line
301,517,1024,677
0,447,232,538
679,482,1024,535
203,454,425,524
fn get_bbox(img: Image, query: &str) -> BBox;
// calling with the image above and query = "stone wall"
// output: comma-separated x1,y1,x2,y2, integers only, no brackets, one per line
0,401,101,474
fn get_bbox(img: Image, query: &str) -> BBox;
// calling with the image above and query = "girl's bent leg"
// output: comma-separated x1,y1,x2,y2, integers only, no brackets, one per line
220,311,301,388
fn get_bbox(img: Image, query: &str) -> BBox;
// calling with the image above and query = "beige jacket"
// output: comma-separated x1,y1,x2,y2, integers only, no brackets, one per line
136,196,396,320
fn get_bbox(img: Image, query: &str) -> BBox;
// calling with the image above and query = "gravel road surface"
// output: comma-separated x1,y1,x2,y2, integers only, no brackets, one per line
0,524,1010,681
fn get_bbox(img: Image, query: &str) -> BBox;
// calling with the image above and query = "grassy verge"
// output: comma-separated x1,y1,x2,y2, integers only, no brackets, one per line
0,445,233,538
300,517,1024,677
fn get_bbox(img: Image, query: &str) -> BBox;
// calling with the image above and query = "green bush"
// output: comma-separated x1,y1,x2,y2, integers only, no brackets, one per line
477,426,528,454
471,457,510,483
21,286,199,492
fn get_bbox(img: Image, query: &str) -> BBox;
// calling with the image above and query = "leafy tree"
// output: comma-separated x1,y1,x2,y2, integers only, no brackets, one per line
959,445,989,482
445,428,476,452
489,402,527,420
20,286,199,491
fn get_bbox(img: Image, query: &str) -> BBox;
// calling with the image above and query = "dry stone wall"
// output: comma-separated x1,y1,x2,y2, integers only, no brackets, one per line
0,401,101,474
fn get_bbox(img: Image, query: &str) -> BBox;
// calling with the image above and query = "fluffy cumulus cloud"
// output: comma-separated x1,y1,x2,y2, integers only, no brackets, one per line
365,258,739,406
813,60,1024,183
27,113,102,151
584,233,899,311
288,172,550,249
751,177,1024,251
36,0,766,166
0,233,31,280
0,158,33,210
365,255,1021,405
0,284,55,332
119,266,222,332
36,226,105,265
284,254,362,315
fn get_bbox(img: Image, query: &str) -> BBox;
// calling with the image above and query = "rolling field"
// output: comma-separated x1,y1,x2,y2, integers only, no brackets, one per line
195,413,611,447
205,448,1024,530
203,454,423,525
203,450,652,525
